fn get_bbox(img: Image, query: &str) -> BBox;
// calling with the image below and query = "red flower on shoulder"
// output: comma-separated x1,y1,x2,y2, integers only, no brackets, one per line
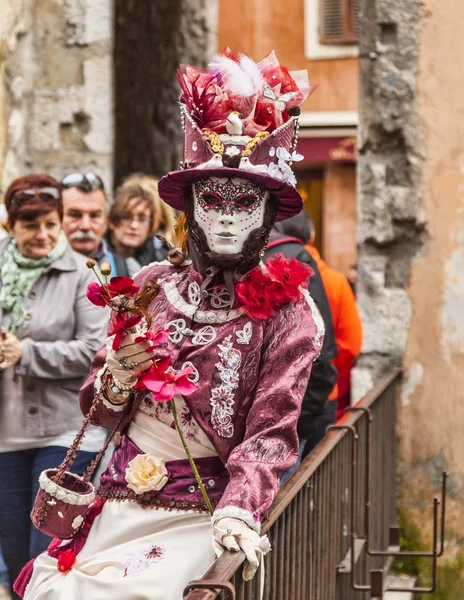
265,254,313,303
234,254,313,321
235,268,282,321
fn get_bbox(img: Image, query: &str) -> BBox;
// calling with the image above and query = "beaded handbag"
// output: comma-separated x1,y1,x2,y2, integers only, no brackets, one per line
31,395,125,540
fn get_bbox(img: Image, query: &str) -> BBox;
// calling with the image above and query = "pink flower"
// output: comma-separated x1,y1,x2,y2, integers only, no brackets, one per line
86,282,110,307
137,357,198,401
112,313,143,350
135,329,170,349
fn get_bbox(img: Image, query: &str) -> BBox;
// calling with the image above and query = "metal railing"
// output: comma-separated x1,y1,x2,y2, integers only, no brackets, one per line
184,369,401,600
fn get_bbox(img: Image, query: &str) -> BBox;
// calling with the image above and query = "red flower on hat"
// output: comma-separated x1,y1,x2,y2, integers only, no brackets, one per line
57,548,77,573
136,356,198,401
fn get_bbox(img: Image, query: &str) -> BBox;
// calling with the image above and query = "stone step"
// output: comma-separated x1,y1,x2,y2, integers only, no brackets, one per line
383,574,417,600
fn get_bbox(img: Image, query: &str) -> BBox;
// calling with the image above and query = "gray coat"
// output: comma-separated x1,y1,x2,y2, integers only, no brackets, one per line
0,237,107,438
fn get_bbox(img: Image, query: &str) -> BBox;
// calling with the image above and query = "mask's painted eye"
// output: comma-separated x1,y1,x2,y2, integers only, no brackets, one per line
235,195,257,208
201,193,219,206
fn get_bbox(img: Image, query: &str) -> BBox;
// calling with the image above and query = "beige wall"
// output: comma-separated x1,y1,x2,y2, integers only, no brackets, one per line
217,0,358,112
322,164,357,275
398,0,464,532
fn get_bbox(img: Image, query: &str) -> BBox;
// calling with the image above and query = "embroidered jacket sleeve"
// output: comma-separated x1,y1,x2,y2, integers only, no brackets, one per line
214,296,323,531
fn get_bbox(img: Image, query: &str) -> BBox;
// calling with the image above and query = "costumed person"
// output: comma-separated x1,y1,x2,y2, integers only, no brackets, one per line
17,50,324,600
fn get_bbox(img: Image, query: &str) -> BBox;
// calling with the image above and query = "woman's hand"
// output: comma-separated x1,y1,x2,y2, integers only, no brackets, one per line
213,518,271,581
106,332,156,385
0,329,22,371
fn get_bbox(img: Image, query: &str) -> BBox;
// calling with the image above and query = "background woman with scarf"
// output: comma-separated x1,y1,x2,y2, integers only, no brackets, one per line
0,174,107,599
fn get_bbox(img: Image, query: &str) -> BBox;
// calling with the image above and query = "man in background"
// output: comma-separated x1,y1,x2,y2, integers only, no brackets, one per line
61,172,109,264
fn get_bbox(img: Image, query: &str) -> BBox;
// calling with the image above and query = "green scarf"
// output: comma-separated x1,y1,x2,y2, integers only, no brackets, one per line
0,231,68,334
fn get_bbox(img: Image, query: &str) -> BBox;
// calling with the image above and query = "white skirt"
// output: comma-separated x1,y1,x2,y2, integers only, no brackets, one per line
25,409,219,600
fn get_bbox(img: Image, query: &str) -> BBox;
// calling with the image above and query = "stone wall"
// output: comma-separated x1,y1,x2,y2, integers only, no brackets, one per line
358,0,464,579
355,0,425,400
0,0,114,198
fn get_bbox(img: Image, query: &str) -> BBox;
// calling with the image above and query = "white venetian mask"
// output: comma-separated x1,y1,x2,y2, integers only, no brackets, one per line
192,177,268,255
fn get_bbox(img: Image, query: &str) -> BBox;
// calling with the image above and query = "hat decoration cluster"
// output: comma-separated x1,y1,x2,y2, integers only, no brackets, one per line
177,49,313,187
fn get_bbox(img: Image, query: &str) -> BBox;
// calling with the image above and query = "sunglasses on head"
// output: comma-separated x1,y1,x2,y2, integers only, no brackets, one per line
10,187,61,207
61,172,105,193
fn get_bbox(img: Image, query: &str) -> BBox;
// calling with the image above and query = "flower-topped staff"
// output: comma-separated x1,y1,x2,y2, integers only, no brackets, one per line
85,261,214,515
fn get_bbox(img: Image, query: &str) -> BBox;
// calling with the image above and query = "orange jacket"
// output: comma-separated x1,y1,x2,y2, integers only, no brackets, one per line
306,246,362,401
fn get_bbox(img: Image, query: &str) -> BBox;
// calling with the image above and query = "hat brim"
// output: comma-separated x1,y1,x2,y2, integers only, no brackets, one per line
158,168,302,222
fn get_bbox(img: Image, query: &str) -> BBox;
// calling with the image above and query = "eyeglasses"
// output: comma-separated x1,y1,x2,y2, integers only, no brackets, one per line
117,214,151,224
61,172,105,193
10,187,61,206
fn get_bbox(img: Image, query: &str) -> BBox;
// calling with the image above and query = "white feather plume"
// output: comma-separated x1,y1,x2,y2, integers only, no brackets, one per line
209,55,255,97
239,54,265,95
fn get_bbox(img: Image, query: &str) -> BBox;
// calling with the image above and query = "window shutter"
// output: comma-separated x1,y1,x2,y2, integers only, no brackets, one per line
319,0,359,45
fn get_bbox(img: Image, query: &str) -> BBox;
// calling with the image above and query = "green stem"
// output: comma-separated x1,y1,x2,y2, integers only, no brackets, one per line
170,399,214,515
91,265,105,287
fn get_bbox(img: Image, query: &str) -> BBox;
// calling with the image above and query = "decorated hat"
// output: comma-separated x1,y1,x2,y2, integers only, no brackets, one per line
158,49,314,221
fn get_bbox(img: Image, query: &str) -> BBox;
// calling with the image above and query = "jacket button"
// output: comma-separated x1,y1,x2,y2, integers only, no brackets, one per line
28,406,38,416
24,313,32,321
28,291,36,300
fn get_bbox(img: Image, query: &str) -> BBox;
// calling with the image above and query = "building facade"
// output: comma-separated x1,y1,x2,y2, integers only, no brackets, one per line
218,0,359,277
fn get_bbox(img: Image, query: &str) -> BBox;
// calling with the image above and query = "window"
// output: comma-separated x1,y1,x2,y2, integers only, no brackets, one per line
319,0,359,45
304,0,359,61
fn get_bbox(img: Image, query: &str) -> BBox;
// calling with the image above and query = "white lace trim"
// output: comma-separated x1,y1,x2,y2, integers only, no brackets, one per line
163,280,245,324
299,286,325,349
213,506,261,533
94,365,106,394
137,259,192,276
38,470,96,506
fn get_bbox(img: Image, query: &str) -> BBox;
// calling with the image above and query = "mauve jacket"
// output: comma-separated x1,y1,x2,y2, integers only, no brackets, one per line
80,260,324,523
0,236,108,438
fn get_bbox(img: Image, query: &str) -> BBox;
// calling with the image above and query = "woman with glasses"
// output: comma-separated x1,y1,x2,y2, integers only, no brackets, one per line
106,175,177,277
0,174,107,599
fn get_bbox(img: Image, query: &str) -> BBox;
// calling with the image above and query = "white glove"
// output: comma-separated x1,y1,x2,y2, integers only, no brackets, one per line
213,518,271,580
106,332,156,385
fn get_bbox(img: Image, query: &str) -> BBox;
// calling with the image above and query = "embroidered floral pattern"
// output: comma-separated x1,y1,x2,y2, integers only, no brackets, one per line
210,336,241,438
167,318,217,346
235,321,252,345
123,544,166,577
139,395,215,450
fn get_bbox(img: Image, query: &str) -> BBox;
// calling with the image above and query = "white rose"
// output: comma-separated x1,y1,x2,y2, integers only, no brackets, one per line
125,454,169,495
